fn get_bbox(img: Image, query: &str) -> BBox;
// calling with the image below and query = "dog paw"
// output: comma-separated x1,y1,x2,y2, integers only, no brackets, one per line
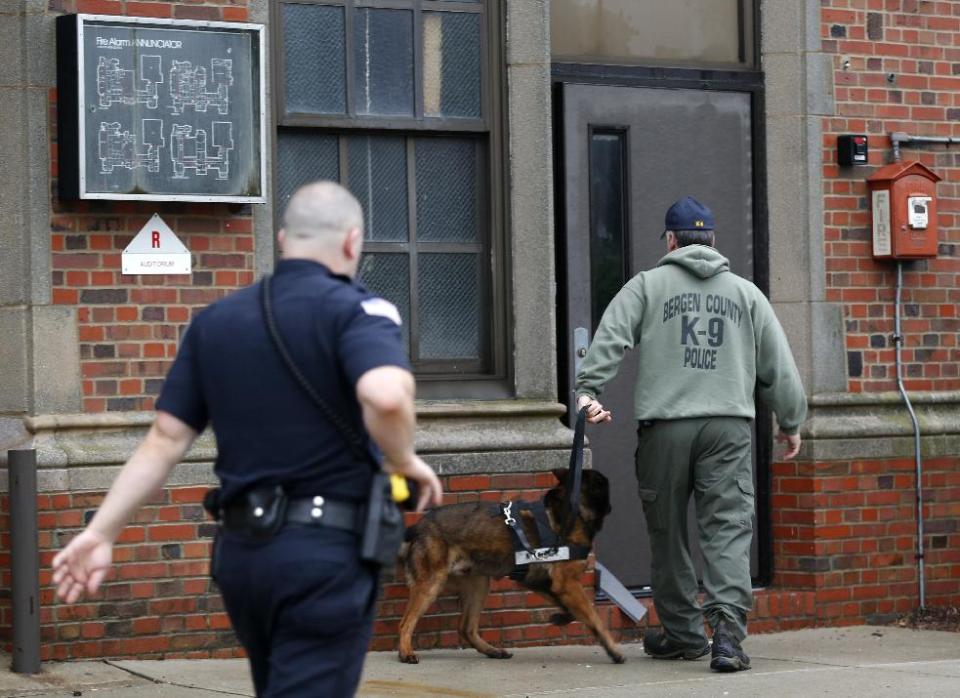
486,649,513,660
549,612,575,626
609,652,626,665
399,653,420,664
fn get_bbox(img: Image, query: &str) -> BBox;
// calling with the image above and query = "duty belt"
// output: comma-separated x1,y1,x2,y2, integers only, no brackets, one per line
221,495,361,535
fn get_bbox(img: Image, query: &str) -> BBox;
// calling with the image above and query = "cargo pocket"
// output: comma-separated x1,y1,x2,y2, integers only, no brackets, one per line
736,477,755,529
638,488,664,533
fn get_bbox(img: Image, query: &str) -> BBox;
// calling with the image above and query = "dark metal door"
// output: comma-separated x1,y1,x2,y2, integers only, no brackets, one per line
559,82,760,590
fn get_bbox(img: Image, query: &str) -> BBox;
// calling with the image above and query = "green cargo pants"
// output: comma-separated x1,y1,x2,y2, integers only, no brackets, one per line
635,416,754,646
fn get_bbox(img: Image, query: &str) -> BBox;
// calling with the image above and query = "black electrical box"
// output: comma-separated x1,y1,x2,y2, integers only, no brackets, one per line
838,134,869,166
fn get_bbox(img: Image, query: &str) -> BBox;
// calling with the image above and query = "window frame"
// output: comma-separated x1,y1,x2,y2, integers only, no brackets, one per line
271,0,511,398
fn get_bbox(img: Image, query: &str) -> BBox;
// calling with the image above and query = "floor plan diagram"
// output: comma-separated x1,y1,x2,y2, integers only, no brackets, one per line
96,55,163,110
169,58,234,115
97,119,165,173
169,121,233,179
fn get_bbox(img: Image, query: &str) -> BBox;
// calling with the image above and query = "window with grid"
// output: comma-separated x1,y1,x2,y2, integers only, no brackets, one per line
274,0,505,387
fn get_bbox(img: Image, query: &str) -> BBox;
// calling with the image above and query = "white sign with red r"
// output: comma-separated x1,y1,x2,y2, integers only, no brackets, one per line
121,213,192,275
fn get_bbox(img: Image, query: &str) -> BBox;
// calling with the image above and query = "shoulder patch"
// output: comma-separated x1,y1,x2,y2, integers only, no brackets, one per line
361,297,402,326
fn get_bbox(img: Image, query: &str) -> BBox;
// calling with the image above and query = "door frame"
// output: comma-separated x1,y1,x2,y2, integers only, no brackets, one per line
551,63,773,588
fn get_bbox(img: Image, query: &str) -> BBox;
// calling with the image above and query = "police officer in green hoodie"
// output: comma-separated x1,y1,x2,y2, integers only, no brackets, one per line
575,196,806,673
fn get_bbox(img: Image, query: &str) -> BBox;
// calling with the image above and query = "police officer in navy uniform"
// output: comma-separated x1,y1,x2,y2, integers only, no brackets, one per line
53,181,444,697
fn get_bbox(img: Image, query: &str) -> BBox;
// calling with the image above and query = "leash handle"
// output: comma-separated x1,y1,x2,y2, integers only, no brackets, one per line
561,406,588,541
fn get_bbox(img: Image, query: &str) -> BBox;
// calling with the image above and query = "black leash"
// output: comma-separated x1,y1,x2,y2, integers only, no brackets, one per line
561,406,587,541
502,406,591,574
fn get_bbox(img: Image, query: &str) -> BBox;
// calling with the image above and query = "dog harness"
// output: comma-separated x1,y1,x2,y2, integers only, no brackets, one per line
503,407,591,580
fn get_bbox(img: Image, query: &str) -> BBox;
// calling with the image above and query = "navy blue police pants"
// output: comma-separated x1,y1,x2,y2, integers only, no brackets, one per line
212,525,378,697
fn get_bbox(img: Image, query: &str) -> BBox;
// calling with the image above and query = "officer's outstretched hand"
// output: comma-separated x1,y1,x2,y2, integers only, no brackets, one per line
52,528,113,603
402,456,444,512
577,395,612,424
777,430,802,460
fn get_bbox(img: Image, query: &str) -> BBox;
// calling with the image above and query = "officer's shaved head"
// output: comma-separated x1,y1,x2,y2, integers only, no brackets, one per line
283,181,364,241
280,181,366,277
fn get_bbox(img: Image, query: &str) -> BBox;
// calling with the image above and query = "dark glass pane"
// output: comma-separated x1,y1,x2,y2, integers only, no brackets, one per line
347,136,409,242
423,12,481,118
275,131,340,219
358,253,410,351
589,131,627,333
415,138,478,242
418,253,480,359
283,4,346,115
354,9,415,117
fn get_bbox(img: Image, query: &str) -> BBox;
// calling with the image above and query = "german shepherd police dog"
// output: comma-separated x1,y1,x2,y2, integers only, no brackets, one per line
397,467,625,664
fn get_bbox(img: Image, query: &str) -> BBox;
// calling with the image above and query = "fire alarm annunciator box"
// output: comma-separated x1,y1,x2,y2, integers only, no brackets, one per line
866,161,941,259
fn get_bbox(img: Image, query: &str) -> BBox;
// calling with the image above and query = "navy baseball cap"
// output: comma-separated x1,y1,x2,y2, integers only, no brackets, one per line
661,197,715,239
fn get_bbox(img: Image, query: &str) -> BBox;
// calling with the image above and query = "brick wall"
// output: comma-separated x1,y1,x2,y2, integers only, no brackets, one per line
48,0,255,413
771,453,960,624
0,486,238,660
820,0,960,392
1,473,819,660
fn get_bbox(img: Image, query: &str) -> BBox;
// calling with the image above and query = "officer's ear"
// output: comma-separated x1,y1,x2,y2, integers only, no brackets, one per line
666,231,678,252
277,228,286,253
343,227,363,261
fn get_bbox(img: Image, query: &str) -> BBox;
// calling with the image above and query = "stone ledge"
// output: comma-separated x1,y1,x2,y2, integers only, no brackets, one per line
0,450,577,493
809,391,960,408
802,391,960,461
22,400,566,431
806,391,960,438
2,401,575,475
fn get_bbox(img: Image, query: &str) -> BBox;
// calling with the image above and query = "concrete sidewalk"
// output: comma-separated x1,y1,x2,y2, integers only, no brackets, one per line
3,626,959,697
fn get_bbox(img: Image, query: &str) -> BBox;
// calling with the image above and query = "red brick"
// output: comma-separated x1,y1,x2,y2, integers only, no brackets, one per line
448,475,492,492
174,5,221,21
126,2,172,18
76,0,122,14
147,524,197,542
222,7,249,22
170,487,208,504
119,379,142,396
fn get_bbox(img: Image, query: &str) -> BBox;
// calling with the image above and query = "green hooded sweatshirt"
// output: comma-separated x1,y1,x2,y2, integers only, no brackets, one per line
575,245,806,434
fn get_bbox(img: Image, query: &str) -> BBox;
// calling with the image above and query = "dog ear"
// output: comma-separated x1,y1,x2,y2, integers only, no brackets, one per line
551,467,569,483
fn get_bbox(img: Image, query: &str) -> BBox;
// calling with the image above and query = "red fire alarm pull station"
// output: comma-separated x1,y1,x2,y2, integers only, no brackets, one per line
867,160,941,260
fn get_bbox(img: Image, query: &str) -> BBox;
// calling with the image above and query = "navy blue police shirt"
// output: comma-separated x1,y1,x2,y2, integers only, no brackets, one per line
155,259,410,506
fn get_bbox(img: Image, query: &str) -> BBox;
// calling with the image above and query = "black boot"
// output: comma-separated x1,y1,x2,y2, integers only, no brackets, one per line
643,629,709,660
710,621,751,672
